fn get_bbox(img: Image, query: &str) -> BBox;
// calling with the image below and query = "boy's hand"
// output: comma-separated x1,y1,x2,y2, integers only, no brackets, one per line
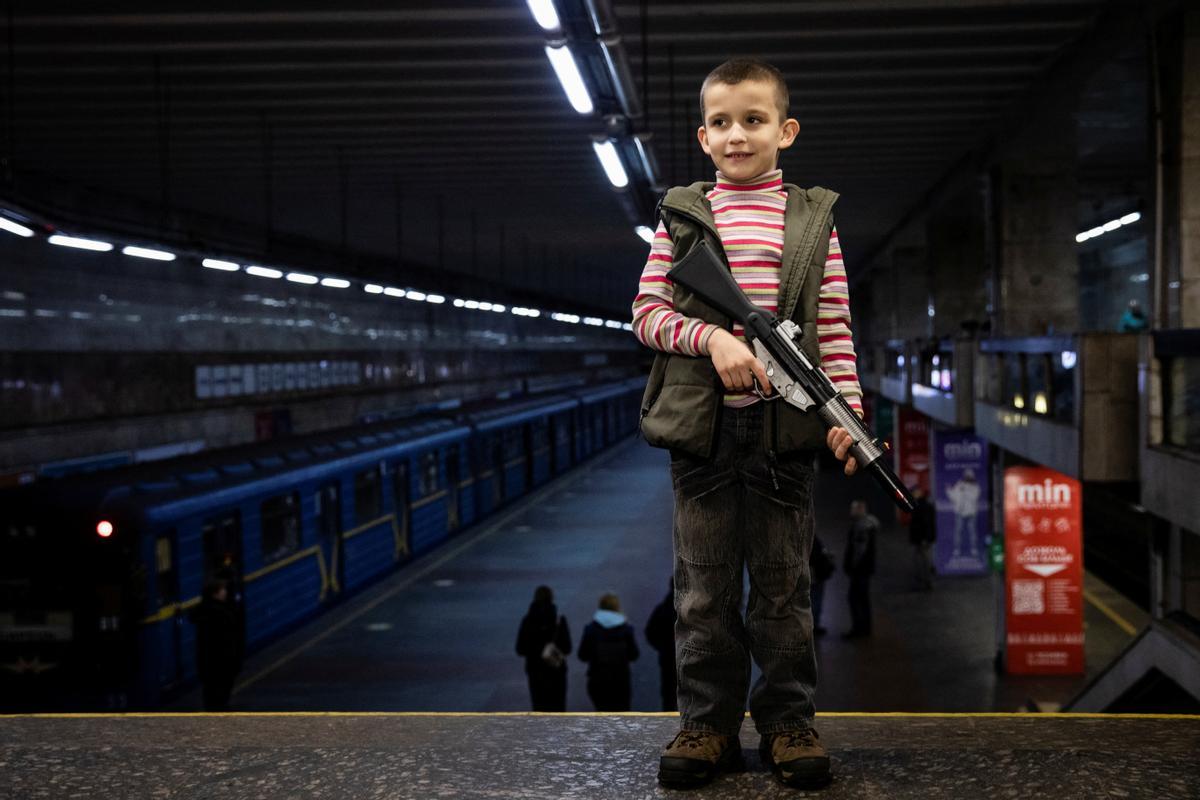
826,427,859,475
708,329,772,394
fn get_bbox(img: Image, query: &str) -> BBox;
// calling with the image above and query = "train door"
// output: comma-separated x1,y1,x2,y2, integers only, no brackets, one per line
446,445,461,533
390,460,411,559
491,435,505,507
153,530,184,689
200,510,245,656
548,416,559,475
523,423,535,491
316,481,343,600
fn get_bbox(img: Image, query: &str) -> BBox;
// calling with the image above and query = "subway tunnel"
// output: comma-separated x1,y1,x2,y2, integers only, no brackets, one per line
1,1,1199,797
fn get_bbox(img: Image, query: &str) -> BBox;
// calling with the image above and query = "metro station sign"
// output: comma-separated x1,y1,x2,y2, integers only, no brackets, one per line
1003,466,1084,674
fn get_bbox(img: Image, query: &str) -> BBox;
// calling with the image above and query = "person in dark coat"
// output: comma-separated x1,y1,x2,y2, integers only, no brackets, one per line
578,592,639,711
843,500,879,639
515,585,572,711
643,579,677,711
908,487,937,590
809,534,836,636
188,579,243,711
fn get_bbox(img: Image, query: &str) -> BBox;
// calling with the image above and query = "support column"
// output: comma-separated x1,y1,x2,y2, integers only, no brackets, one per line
1179,11,1200,326
996,104,1080,336
926,182,988,338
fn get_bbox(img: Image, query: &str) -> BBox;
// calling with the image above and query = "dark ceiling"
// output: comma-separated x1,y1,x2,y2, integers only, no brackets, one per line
2,0,1111,313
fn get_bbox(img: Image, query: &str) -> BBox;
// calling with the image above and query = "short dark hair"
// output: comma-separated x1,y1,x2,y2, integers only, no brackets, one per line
700,58,789,122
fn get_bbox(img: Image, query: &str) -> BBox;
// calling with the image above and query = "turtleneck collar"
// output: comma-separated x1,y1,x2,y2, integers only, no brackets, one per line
713,168,783,192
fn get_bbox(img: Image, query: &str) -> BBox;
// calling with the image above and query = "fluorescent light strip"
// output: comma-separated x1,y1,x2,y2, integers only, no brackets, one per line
636,225,654,244
0,217,34,237
202,258,240,271
48,234,113,252
592,140,629,188
526,0,560,31
1075,211,1142,243
122,245,176,261
583,317,603,326
365,284,384,294
406,290,427,301
320,277,350,288
544,44,594,114
425,294,445,304
285,272,319,285
245,266,283,279
383,287,405,297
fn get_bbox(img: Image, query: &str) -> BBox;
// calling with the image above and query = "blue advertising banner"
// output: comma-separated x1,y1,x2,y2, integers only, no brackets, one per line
933,431,990,575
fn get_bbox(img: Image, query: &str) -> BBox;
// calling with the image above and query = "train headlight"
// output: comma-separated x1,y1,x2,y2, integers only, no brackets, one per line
96,520,114,538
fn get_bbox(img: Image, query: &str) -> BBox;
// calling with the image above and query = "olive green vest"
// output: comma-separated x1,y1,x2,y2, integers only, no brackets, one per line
638,181,839,459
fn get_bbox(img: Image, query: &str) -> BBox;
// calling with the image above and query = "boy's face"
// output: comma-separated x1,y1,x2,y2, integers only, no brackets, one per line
697,79,799,181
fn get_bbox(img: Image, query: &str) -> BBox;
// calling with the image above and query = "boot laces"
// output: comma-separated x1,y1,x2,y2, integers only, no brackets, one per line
674,731,716,751
778,728,817,750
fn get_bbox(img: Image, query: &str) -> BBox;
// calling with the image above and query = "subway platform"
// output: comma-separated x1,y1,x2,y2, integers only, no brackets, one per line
3,712,1198,799
187,436,1145,714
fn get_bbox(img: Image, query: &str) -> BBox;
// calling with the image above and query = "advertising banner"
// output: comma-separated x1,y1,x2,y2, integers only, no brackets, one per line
1003,466,1084,675
894,406,930,495
933,432,990,575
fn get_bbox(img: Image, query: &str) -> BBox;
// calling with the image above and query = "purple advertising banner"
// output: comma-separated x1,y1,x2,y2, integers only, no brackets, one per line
933,431,990,575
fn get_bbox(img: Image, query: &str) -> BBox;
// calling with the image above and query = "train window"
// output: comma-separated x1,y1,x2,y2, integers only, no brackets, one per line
201,511,243,586
155,534,176,604
260,493,301,563
418,452,439,496
316,482,340,538
354,467,382,525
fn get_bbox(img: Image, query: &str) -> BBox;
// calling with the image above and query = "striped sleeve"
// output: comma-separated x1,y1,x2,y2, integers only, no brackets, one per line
815,226,864,416
630,221,720,357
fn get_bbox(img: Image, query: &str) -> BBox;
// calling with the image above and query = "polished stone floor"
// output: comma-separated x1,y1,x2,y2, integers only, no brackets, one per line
3,713,1197,799
176,436,1141,714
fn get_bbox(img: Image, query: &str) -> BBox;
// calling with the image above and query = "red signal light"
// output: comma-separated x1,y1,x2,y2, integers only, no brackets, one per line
96,520,114,538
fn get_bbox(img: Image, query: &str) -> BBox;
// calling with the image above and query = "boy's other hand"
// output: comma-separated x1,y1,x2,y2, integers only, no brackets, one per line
826,427,859,475
708,329,772,394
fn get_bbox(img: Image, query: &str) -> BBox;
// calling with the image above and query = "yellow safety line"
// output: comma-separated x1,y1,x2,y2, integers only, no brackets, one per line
1083,588,1139,636
10,711,1200,720
230,440,639,693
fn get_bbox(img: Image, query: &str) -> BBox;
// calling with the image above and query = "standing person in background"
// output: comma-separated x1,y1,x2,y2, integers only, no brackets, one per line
644,578,678,711
579,592,640,711
188,579,243,711
843,500,879,639
1117,299,1148,332
908,487,937,590
809,535,836,636
515,585,572,712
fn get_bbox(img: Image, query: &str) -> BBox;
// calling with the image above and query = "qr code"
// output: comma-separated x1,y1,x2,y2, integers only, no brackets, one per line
1012,579,1044,615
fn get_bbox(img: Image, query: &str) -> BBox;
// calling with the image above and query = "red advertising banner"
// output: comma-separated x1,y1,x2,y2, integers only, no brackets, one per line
894,406,930,495
1003,466,1084,674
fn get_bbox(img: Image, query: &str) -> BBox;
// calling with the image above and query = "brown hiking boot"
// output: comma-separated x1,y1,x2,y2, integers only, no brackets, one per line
657,730,745,789
759,727,832,788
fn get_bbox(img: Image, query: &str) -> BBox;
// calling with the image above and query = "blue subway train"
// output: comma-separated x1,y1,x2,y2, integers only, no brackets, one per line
0,379,643,711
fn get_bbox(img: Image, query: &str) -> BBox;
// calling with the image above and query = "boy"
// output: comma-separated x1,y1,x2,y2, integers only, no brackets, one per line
631,58,863,790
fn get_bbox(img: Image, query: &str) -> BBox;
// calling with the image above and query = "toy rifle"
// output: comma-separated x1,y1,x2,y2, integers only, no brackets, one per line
668,239,916,513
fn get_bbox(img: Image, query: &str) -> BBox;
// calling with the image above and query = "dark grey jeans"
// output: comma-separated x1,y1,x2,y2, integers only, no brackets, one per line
670,403,818,736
